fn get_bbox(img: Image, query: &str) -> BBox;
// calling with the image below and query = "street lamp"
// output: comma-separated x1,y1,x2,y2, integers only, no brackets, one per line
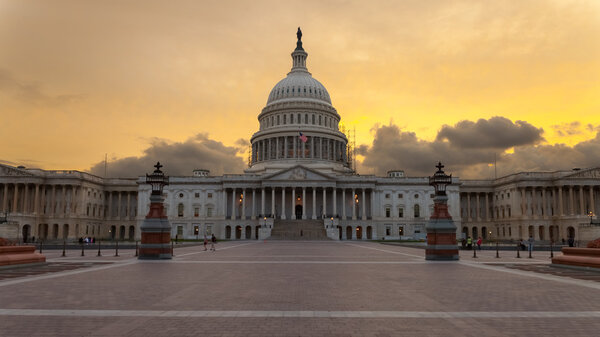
589,211,594,225
330,216,334,229
146,162,169,196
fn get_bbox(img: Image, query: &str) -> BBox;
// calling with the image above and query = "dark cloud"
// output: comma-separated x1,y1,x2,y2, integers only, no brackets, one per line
88,134,246,178
359,117,600,178
436,116,544,149
0,68,82,106
552,121,583,137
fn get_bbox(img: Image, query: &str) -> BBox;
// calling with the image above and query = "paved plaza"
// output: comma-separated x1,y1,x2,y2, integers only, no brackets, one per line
1,242,600,336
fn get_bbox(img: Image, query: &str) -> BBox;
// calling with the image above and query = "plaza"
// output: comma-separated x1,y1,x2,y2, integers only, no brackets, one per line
1,241,600,336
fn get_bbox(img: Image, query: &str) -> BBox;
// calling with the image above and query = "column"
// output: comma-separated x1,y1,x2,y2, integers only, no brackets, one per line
342,189,346,220
320,138,323,159
271,188,275,217
558,186,564,216
222,189,227,217
284,137,288,158
569,185,574,215
117,192,122,219
312,188,317,220
531,187,537,218
242,188,246,220
362,189,366,220
126,192,131,218
231,188,236,219
322,188,327,218
276,137,280,159
23,184,29,213
2,184,7,211
466,193,471,220
108,192,113,218
579,186,584,215
50,185,56,216
352,188,356,220
34,184,40,214
293,136,297,158
281,188,286,220
541,188,546,217
485,192,489,220
333,189,337,218
521,188,526,217
476,193,480,220
59,185,66,216
42,185,48,215
268,138,271,160
371,189,375,219
291,188,296,219
261,188,265,216
302,188,306,219
590,186,595,215
12,184,19,213
252,189,256,219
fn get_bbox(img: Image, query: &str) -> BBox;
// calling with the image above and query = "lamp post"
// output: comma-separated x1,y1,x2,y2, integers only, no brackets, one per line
139,162,172,260
425,162,458,261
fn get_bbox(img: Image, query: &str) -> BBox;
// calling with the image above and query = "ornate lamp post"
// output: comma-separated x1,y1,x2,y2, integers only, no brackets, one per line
425,162,459,261
138,162,172,260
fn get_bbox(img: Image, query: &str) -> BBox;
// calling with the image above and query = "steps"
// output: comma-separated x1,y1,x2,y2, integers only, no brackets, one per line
268,220,329,240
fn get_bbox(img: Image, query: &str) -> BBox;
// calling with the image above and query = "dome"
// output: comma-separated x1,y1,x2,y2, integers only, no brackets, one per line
265,28,332,106
266,73,332,105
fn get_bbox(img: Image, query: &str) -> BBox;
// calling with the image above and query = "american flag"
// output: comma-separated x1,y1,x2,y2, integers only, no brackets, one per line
299,132,308,143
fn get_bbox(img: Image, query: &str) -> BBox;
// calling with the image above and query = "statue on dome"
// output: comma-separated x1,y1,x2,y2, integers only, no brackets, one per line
295,27,303,50
297,27,302,41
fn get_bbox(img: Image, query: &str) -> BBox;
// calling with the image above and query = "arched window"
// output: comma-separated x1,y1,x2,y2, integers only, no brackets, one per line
177,203,184,217
414,204,420,218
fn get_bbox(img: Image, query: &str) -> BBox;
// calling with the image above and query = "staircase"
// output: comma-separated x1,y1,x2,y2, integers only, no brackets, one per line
268,219,330,240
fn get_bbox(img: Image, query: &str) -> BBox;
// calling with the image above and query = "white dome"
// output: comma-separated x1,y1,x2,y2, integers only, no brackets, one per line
266,72,332,105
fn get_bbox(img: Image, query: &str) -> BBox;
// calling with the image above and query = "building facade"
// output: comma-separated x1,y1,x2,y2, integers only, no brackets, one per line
1,31,598,243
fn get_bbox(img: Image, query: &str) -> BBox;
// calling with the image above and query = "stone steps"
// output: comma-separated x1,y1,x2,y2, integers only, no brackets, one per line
269,220,329,240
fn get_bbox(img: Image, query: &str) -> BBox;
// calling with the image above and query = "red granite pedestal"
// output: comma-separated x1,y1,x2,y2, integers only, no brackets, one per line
0,245,46,267
552,247,600,269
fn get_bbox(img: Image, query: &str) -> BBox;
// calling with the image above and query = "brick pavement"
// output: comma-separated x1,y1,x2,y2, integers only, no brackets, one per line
0,241,599,336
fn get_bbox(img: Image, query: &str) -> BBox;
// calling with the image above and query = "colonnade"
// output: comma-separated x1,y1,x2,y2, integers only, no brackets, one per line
224,186,372,221
252,136,346,163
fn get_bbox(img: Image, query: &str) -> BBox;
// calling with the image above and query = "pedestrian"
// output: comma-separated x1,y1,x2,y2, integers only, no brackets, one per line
476,237,482,250
461,237,467,249
203,235,208,251
467,236,472,250
210,234,216,251
528,235,534,254
568,236,574,247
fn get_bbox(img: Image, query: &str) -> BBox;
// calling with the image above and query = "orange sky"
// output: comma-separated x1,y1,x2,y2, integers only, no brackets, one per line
1,0,599,172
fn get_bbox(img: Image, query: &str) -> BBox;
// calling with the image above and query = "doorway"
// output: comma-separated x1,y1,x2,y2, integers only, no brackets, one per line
295,205,302,219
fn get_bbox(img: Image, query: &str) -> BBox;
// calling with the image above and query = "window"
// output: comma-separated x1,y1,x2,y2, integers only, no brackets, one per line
385,207,391,218
507,192,510,198
319,115,322,125
206,207,213,217
398,193,403,198
386,226,391,236
430,194,435,198
207,193,213,198
305,114,308,124
194,226,199,235
179,193,184,198
398,226,404,236
205,225,213,235
398,208,404,218
177,226,183,236
283,115,286,124
291,114,294,124
312,114,315,124
385,194,390,199
195,192,200,198
297,113,301,123
177,203,184,217
194,207,199,217
414,204,420,218
414,194,419,199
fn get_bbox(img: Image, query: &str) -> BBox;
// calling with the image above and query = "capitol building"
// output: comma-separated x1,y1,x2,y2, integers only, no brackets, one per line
1,30,599,244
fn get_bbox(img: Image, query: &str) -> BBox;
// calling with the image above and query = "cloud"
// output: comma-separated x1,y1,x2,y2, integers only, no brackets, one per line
552,121,583,137
0,68,82,106
88,133,246,178
359,117,600,178
436,116,544,149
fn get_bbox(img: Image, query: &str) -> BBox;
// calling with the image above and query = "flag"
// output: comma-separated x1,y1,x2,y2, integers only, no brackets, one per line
299,132,307,143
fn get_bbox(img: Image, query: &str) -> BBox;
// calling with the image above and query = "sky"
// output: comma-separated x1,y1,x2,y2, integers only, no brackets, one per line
0,0,599,179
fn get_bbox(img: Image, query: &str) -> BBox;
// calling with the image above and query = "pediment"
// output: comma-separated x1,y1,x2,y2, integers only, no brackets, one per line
0,164,35,177
263,165,334,182
565,167,600,179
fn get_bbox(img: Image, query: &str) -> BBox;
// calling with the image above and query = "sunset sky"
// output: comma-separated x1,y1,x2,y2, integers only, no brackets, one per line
1,0,599,179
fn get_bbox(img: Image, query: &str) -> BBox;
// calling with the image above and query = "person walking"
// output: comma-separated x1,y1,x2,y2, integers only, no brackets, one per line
203,235,208,251
466,236,472,250
528,235,534,254
210,234,216,251
476,237,482,250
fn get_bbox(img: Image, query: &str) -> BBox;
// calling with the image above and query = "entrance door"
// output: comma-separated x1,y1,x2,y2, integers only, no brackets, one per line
295,205,302,219
22,225,31,243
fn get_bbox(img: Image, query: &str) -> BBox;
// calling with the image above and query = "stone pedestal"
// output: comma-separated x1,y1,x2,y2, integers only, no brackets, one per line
426,195,459,261
0,245,46,267
139,194,172,259
552,247,600,269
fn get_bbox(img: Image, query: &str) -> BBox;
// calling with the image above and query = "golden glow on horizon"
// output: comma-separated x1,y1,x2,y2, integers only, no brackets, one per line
0,0,599,171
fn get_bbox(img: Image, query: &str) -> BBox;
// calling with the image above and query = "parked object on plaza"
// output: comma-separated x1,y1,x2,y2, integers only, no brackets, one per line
425,162,459,261
138,162,172,260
